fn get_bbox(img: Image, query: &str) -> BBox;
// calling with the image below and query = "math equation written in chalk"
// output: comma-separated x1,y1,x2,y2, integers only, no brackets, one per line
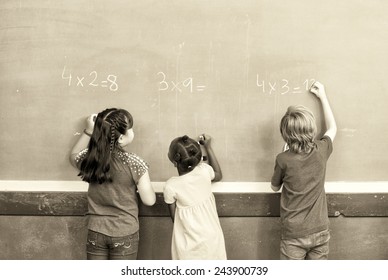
157,72,315,95
61,66,119,92
157,72,206,93
256,75,316,95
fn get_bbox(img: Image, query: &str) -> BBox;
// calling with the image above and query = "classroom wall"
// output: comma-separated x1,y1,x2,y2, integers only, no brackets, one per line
1,216,387,260
1,190,387,260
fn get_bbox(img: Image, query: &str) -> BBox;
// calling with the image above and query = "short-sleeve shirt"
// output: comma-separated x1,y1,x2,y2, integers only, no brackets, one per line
163,163,227,260
271,136,333,239
164,163,215,207
71,149,148,237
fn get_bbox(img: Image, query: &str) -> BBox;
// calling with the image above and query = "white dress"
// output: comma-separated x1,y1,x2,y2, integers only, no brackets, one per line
163,163,227,260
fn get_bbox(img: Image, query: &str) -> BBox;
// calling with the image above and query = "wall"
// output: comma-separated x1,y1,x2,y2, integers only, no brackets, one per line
1,185,387,260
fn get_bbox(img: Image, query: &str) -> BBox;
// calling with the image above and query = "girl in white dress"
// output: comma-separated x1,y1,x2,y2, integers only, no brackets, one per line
163,134,227,260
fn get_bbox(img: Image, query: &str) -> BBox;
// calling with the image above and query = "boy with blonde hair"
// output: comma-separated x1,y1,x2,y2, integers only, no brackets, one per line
271,81,337,260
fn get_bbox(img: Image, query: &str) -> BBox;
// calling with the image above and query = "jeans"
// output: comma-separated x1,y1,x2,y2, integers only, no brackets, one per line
280,229,330,260
86,230,139,260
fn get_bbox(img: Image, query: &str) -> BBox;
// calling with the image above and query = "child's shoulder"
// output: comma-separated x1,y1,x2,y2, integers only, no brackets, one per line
276,150,292,161
197,162,213,170
74,148,88,163
316,135,333,146
116,151,149,169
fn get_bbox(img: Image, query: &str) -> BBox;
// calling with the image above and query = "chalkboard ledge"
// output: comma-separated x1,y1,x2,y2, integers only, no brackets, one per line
0,180,388,193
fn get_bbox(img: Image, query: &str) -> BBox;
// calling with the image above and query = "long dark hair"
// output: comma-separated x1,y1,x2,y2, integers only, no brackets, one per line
79,108,133,184
168,135,202,173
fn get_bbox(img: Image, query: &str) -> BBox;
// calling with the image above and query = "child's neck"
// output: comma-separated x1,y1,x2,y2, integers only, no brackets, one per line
178,169,189,176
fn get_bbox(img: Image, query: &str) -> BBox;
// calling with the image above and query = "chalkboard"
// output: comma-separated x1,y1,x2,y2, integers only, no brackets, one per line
1,0,388,182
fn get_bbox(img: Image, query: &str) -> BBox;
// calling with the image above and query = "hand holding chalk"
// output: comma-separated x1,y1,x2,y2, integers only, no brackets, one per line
198,134,212,147
309,81,326,100
85,113,97,133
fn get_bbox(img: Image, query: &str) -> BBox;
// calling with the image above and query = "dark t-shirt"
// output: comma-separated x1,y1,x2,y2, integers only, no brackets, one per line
71,149,148,237
271,136,333,239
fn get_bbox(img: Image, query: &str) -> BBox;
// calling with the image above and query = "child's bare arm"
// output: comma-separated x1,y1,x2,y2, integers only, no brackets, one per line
137,171,156,206
69,114,97,167
310,82,337,141
168,202,176,222
199,134,222,182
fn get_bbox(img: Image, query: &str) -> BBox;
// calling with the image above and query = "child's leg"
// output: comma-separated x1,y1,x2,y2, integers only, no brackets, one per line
280,238,309,260
306,229,330,260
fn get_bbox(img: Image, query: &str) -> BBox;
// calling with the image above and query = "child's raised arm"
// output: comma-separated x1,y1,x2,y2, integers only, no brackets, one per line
199,134,222,182
310,81,337,141
69,114,97,168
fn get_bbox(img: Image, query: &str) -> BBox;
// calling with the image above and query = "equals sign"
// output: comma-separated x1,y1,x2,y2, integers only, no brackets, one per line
196,85,206,92
292,87,302,93
101,81,108,88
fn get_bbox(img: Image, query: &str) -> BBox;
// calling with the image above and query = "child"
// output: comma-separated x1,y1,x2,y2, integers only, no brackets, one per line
69,108,156,260
271,81,337,260
163,134,227,260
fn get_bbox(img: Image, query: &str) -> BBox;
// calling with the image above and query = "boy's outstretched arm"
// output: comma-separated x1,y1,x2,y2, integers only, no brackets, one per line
310,82,337,141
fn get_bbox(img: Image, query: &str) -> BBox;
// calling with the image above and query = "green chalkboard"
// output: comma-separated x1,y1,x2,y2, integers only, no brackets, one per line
1,0,388,182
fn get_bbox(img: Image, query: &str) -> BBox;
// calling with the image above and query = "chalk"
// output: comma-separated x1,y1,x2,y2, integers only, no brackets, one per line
198,134,205,145
309,81,317,91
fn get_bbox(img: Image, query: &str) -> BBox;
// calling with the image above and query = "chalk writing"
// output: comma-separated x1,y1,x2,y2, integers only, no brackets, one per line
157,72,206,93
256,75,315,95
62,66,118,92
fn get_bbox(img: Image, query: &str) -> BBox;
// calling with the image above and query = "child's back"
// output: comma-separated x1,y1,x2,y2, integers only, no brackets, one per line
271,82,337,260
164,135,226,260
272,135,332,239
165,162,215,207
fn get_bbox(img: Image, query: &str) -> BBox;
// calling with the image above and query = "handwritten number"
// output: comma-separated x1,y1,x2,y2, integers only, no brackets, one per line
157,72,169,91
280,79,289,95
182,78,193,93
107,75,118,92
256,75,265,93
62,66,72,86
89,71,98,87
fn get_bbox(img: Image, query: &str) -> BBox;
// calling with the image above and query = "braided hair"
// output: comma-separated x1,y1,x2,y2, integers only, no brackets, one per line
168,135,202,173
79,108,133,184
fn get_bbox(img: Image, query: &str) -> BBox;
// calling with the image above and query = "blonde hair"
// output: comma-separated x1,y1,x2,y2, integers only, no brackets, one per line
280,105,317,154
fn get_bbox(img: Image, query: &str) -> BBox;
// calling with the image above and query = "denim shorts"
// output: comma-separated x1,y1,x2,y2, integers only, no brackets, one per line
86,230,139,260
280,229,330,260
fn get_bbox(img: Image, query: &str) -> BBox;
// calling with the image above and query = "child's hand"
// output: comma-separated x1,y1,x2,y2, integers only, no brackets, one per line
85,114,97,133
198,134,212,147
309,81,326,99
